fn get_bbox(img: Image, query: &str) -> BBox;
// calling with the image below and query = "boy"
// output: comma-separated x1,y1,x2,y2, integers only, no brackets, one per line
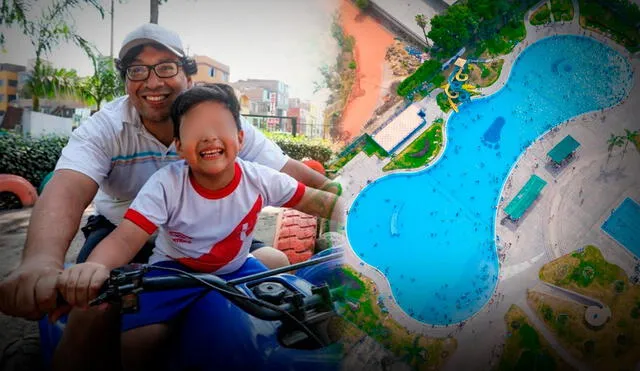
56,83,345,370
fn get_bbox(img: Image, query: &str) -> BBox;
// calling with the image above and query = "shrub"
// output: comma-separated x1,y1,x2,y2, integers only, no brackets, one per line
0,130,68,188
348,61,357,70
436,92,451,112
355,0,369,10
397,60,442,97
262,131,334,165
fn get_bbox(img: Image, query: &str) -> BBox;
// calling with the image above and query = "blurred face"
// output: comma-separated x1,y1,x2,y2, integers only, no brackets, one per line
125,45,191,124
176,101,244,177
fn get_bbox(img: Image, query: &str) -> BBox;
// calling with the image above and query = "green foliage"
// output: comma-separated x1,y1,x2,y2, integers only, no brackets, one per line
396,59,442,97
530,4,552,25
614,280,625,293
550,0,574,21
428,5,478,58
383,122,443,171
480,64,491,78
21,63,82,112
513,350,556,371
348,61,357,70
262,131,334,165
79,56,124,110
631,302,640,319
580,0,640,51
327,134,388,173
518,324,541,351
355,0,369,10
0,131,69,188
436,92,452,112
541,305,554,322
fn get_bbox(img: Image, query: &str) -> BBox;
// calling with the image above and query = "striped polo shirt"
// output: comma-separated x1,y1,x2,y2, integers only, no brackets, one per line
55,96,288,225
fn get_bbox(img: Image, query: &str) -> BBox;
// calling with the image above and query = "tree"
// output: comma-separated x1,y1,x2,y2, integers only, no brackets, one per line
79,57,124,110
401,335,427,369
18,0,104,111
428,5,478,58
21,63,81,112
606,133,624,164
415,14,431,47
0,1,103,48
150,0,169,24
622,128,638,160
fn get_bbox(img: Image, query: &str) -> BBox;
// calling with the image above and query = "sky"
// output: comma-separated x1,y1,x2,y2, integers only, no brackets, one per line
0,0,341,108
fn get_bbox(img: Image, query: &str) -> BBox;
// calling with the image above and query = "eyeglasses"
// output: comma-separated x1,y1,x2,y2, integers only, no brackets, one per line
125,61,183,81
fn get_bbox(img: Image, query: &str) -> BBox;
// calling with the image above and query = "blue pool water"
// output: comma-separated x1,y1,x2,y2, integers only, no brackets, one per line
346,35,633,325
602,198,640,257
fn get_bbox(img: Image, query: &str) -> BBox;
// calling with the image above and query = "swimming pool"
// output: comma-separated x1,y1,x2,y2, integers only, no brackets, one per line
346,35,633,325
602,198,640,258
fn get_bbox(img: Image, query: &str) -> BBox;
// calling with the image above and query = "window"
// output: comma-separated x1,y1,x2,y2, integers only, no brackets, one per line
0,94,3,102
222,72,229,82
8,94,17,102
8,80,18,87
0,80,4,86
209,67,216,77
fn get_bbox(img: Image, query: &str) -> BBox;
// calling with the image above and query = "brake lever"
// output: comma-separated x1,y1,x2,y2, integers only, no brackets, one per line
88,264,148,308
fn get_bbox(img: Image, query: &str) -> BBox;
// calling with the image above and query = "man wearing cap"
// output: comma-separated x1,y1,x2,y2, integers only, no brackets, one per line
0,24,337,369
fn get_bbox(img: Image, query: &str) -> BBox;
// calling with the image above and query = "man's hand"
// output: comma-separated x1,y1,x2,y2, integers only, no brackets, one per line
0,258,62,320
57,262,110,309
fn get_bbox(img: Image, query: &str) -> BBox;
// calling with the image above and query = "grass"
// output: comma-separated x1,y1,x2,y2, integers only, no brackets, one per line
539,245,628,304
530,4,552,25
535,246,640,369
496,305,576,371
468,59,504,88
579,0,640,52
337,265,457,370
382,121,444,172
550,0,574,21
327,134,388,174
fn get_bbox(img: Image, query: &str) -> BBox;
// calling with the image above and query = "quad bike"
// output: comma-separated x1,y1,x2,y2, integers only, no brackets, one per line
34,247,346,371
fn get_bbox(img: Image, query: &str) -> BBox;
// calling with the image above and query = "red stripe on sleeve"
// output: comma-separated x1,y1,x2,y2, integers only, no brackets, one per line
124,209,158,234
282,182,306,208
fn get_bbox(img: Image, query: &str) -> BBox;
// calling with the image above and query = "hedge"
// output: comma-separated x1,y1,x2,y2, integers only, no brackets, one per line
397,59,442,97
0,130,68,189
0,129,334,193
262,131,334,165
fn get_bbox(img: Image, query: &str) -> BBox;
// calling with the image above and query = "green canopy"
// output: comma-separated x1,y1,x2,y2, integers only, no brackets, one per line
504,175,547,220
547,135,580,164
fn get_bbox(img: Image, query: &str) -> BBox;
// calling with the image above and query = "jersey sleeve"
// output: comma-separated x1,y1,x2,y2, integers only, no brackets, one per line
237,116,289,171
54,112,115,186
123,171,171,234
250,162,306,208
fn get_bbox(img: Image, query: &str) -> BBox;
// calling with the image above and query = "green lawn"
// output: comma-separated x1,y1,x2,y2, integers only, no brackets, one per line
383,121,444,171
579,0,640,52
496,305,576,371
550,0,574,21
436,92,452,113
530,4,552,25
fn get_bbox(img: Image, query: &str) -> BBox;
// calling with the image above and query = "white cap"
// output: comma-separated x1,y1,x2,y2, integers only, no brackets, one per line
119,23,185,60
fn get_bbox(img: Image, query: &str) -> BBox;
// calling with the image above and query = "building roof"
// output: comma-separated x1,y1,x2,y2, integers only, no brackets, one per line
504,174,547,220
0,63,26,72
547,135,581,164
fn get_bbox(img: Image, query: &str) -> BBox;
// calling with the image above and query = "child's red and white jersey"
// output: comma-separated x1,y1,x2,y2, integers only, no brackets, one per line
123,158,305,274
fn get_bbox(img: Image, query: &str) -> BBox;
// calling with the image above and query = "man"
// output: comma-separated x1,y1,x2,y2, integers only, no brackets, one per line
0,23,337,370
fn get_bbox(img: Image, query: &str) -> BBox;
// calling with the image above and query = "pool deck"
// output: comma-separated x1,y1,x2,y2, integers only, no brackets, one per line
338,0,640,369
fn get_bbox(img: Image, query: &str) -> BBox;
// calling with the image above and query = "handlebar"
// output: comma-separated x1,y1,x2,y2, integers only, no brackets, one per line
89,251,344,322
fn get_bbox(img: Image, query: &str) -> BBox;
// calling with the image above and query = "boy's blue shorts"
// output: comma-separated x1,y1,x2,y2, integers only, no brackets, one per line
121,257,268,332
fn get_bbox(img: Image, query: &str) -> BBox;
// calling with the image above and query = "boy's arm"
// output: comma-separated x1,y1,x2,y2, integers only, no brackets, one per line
292,188,346,224
55,220,150,310
86,219,151,269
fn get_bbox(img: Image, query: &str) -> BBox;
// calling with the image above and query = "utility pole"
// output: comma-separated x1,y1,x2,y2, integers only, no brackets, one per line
109,0,114,59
